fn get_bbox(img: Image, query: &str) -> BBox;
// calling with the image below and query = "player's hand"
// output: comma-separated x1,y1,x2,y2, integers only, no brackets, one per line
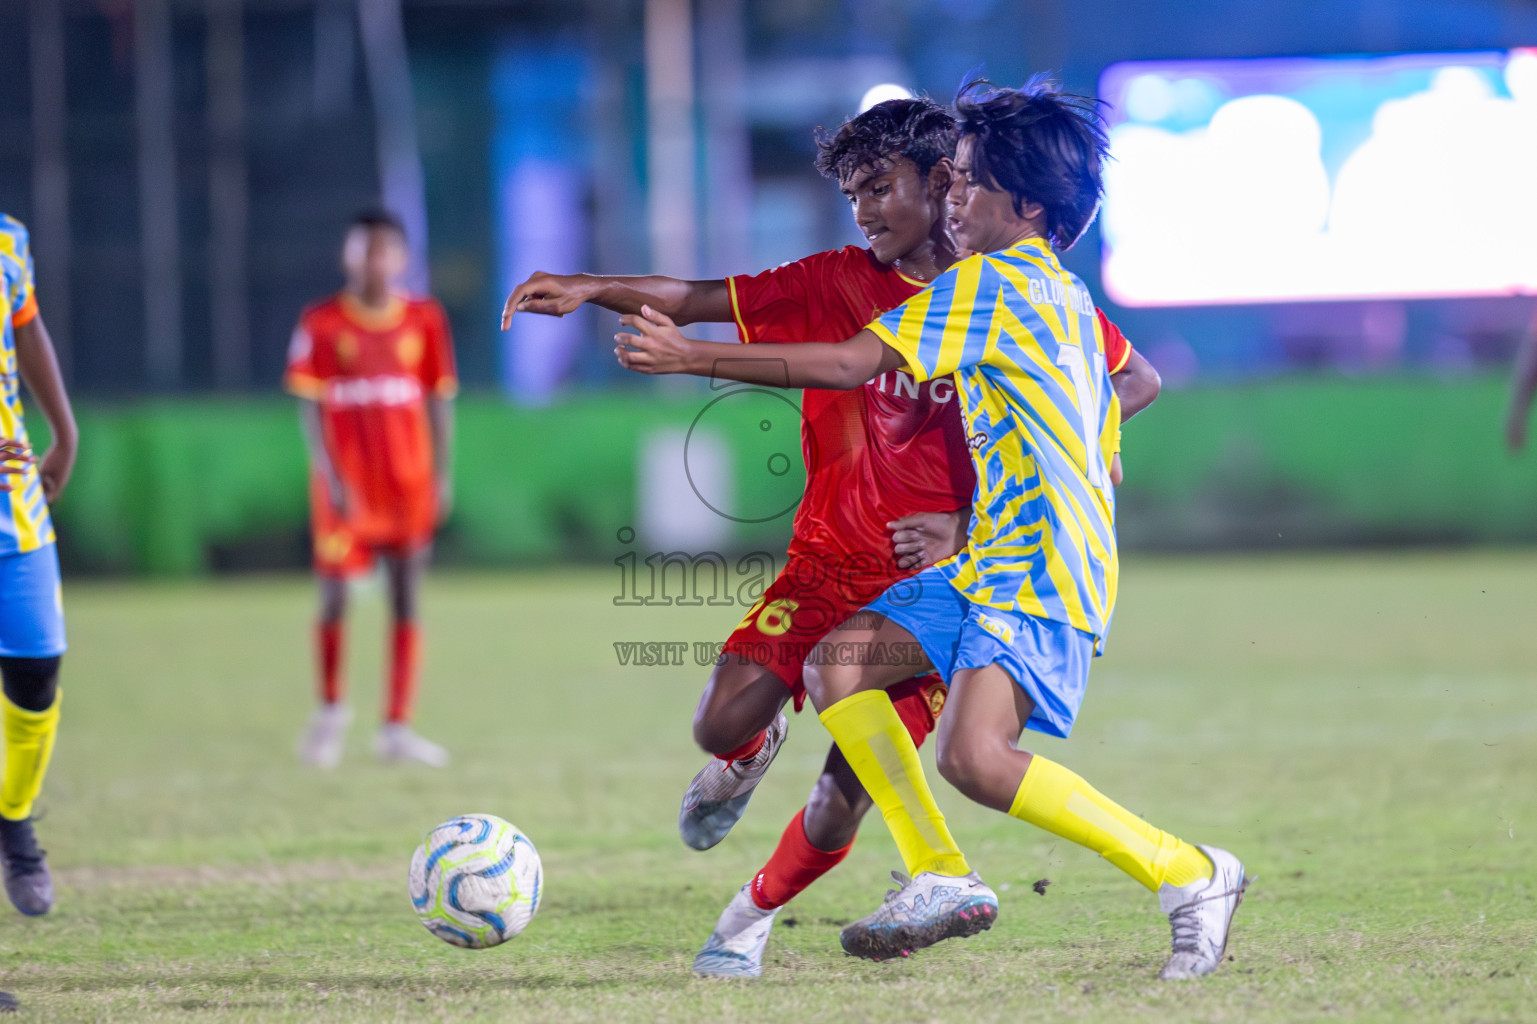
889,510,968,571
501,272,595,328
37,439,74,504
615,306,696,375
1506,407,1528,453
435,476,454,525
0,438,34,494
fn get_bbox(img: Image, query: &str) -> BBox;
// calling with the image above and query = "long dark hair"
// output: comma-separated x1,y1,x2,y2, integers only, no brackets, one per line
953,75,1109,249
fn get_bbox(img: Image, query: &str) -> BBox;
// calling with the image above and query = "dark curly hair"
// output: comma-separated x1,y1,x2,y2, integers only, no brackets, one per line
814,96,958,184
953,75,1109,250
350,206,406,239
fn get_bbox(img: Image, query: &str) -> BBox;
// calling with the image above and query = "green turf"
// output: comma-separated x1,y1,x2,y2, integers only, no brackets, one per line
1,553,1533,1021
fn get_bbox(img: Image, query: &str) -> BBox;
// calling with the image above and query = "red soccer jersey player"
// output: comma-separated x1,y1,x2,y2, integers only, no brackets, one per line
720,249,1132,697
506,97,1157,978
285,209,457,769
718,245,973,698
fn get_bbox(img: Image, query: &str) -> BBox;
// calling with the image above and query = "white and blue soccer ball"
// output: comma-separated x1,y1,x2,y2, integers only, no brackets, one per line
409,814,543,949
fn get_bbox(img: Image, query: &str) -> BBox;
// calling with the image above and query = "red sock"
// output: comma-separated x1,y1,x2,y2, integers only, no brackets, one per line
717,729,766,763
386,620,420,724
750,808,854,910
318,622,345,705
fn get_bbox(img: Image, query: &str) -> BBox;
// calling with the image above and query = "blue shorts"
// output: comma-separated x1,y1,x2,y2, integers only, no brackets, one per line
865,566,1095,738
0,544,67,658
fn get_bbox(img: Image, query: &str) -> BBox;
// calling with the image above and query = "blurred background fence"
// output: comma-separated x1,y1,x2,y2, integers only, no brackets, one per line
6,0,1537,573
32,377,1535,574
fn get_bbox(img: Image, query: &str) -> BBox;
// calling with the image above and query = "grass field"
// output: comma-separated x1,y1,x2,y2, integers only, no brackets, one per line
1,552,1533,1022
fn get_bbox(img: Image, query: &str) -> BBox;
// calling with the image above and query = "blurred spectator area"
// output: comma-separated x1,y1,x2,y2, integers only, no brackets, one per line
7,1,1537,399
10,1,1537,573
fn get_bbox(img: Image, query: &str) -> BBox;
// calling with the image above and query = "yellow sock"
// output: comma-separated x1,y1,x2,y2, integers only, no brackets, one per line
819,690,969,878
1008,754,1211,891
0,691,61,821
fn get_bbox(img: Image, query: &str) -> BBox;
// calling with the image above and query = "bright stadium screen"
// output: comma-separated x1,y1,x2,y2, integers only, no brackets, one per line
1098,50,1537,306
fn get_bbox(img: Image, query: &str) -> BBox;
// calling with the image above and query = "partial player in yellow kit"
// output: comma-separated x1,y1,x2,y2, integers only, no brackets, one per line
0,213,80,920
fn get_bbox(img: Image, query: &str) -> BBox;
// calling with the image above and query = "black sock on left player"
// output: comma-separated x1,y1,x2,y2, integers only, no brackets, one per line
0,656,60,916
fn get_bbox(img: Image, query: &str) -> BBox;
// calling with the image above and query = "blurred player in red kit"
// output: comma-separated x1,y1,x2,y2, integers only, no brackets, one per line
284,209,457,768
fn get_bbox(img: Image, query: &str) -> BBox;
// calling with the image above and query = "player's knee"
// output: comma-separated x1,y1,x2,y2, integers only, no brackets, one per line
318,579,348,622
803,662,853,712
388,585,418,623
934,732,996,802
690,711,732,755
803,775,861,851
690,702,753,756
0,656,60,713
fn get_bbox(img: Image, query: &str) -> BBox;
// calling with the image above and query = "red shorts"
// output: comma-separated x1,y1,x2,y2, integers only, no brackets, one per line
721,555,944,726
887,673,949,746
309,478,433,578
311,522,431,577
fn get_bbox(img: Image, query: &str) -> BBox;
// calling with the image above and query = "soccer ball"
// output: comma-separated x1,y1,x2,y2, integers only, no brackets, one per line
409,814,543,949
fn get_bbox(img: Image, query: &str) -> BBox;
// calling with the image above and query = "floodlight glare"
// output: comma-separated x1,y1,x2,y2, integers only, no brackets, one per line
1099,51,1537,305
858,83,913,112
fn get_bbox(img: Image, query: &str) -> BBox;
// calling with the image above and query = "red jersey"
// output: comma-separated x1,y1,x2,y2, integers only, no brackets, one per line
728,246,972,576
283,292,457,546
1098,308,1133,375
727,246,1132,577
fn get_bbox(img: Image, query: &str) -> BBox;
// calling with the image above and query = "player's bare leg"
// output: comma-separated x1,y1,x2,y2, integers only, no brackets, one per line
802,746,871,849
678,655,791,850
937,664,1250,979
691,656,791,756
807,615,997,960
297,575,352,769
931,664,1035,811
374,545,448,767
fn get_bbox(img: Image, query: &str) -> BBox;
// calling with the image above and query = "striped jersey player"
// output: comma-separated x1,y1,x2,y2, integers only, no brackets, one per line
0,213,80,919
610,78,1249,982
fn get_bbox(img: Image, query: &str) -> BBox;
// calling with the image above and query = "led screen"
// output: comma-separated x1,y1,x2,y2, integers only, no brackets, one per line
1098,50,1537,305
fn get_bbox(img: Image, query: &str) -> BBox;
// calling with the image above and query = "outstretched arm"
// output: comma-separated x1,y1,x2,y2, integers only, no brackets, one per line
502,272,731,329
1113,348,1160,422
13,315,77,503
614,306,905,390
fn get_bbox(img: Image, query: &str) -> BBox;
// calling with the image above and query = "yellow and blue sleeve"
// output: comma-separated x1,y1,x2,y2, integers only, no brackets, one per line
867,255,994,383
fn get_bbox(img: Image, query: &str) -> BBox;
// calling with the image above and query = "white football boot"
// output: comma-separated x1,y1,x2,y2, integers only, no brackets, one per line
374,723,450,767
1158,844,1253,980
678,712,788,850
692,883,779,978
839,869,998,960
297,703,352,769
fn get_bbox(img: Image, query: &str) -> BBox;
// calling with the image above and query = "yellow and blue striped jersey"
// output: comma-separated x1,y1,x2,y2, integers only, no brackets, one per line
0,215,54,555
868,238,1120,644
